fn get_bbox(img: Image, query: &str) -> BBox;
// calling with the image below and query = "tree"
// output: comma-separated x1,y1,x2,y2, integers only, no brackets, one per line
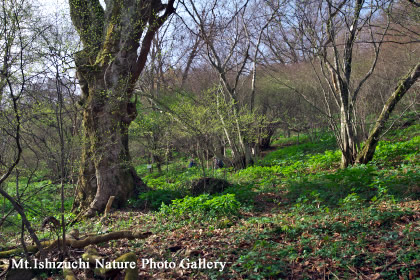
317,0,389,167
136,29,175,173
0,0,46,258
265,0,419,167
357,63,420,163
69,0,175,216
180,0,274,168
314,0,419,167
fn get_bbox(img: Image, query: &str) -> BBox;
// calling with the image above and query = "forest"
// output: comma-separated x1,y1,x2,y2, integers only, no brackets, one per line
0,0,419,279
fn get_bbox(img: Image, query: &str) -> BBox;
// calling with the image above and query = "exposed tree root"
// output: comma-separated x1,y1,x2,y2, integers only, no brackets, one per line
0,231,152,258
0,242,48,258
0,259,11,278
104,196,115,217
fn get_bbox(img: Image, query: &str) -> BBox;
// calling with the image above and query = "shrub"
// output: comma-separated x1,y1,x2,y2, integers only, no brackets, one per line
158,193,241,223
190,177,232,195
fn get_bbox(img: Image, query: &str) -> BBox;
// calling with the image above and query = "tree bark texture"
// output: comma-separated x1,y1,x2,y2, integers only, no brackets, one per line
69,0,175,216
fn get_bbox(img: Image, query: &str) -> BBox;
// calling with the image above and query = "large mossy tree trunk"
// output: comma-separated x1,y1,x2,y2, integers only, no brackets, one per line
73,72,141,214
69,0,174,216
357,63,420,164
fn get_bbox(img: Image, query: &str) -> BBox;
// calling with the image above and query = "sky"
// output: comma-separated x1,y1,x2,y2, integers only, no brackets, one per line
39,0,106,16
39,0,69,15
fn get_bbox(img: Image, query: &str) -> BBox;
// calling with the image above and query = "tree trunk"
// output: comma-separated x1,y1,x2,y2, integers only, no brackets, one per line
338,83,358,168
357,63,420,164
69,0,175,216
259,124,275,150
340,108,354,168
73,73,145,216
72,139,97,211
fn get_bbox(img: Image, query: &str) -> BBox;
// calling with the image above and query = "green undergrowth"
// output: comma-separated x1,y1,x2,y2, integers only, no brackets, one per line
228,199,419,279
2,124,418,279
262,133,337,167
129,126,418,215
372,135,419,165
0,178,74,237
285,162,419,210
123,124,419,279
157,193,241,229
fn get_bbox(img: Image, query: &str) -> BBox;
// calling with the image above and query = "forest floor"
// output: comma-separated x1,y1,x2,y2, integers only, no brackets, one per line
68,123,419,279
1,123,419,279
80,199,420,279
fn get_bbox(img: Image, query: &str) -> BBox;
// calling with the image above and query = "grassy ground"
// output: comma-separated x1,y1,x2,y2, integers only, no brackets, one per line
1,124,419,279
